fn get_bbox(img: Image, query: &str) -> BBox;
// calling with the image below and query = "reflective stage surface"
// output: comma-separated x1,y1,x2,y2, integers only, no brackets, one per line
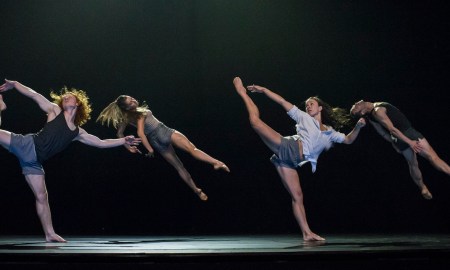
1,234,449,269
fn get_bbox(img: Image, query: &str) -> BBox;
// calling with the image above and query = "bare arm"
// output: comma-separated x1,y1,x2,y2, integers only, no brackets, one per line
369,119,393,142
0,79,58,114
343,118,366,144
117,121,142,154
247,85,294,112
372,107,420,152
75,127,141,148
136,116,154,155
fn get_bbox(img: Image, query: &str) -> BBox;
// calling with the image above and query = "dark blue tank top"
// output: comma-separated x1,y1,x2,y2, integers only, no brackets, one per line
369,102,411,132
33,112,79,163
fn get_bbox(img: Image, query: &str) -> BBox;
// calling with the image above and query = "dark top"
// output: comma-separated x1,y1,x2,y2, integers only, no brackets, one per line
33,112,79,163
369,102,412,132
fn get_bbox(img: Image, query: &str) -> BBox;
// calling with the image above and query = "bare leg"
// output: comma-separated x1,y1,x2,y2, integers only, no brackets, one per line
401,148,432,199
233,77,283,153
159,145,208,201
275,165,325,241
0,94,6,126
171,131,230,172
24,174,66,242
417,138,450,175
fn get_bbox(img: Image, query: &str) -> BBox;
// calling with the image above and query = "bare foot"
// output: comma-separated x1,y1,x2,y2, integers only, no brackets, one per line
46,233,67,243
214,162,230,172
196,189,208,201
303,232,325,242
421,187,433,200
233,77,247,95
0,95,6,111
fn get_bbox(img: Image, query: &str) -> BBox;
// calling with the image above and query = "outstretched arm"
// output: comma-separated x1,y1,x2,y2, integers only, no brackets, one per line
343,118,366,144
247,84,294,112
116,122,142,154
75,127,141,148
0,79,57,114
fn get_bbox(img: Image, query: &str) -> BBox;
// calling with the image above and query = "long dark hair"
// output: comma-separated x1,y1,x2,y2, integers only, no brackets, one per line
307,96,351,131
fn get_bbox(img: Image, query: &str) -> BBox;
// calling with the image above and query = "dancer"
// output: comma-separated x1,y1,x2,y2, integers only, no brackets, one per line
0,94,5,126
350,100,450,199
97,95,230,201
233,77,365,241
0,79,141,242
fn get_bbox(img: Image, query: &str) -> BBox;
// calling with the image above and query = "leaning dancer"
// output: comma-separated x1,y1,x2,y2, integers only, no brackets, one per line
0,79,141,242
97,95,230,201
233,77,365,241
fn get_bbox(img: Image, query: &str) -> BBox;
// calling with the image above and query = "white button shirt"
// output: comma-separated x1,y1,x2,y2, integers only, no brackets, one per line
287,106,345,173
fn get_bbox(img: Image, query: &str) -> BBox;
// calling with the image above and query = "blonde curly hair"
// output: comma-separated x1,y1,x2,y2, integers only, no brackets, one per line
50,87,92,126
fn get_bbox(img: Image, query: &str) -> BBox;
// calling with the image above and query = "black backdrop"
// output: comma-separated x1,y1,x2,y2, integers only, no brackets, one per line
1,0,449,237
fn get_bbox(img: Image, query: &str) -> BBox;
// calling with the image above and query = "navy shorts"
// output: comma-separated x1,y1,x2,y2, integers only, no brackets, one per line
9,133,45,175
146,123,175,152
270,136,303,169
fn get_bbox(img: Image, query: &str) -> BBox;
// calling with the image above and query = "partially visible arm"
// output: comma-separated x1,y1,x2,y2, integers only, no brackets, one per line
0,79,58,114
117,121,142,154
75,127,141,148
369,120,393,142
136,116,154,155
372,108,420,152
247,85,294,112
343,118,366,144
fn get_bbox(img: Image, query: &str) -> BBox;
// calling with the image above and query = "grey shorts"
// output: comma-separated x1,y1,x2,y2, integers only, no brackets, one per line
145,123,175,152
392,127,424,152
270,136,303,169
9,133,45,175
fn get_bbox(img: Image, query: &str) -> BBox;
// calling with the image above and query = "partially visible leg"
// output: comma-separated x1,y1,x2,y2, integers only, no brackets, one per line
401,148,432,199
233,77,282,153
417,138,450,175
0,94,6,126
171,131,230,172
275,165,324,241
0,129,12,151
159,145,208,201
24,174,66,242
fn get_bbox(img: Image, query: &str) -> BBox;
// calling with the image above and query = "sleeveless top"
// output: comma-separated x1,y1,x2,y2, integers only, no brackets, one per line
143,110,163,134
33,112,79,163
368,102,411,132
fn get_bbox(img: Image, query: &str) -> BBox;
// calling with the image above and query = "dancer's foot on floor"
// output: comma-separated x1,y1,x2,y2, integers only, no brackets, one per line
46,233,67,243
303,232,325,242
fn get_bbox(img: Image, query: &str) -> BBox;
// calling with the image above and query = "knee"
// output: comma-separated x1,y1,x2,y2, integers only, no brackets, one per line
291,190,304,204
35,190,49,203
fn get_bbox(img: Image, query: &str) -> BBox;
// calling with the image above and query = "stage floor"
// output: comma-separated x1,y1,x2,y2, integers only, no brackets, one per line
1,234,449,269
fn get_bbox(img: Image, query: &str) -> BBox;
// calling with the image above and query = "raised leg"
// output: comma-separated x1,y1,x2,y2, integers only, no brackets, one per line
171,131,230,172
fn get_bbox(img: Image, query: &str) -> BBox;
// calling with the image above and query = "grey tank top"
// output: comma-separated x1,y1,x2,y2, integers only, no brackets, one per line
33,112,79,163
143,110,163,134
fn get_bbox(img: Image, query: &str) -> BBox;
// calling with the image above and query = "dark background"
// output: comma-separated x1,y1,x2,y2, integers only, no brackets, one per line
0,0,449,237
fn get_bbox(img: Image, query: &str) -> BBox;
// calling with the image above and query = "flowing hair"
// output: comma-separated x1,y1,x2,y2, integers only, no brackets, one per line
50,86,92,126
97,95,148,129
306,96,351,131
